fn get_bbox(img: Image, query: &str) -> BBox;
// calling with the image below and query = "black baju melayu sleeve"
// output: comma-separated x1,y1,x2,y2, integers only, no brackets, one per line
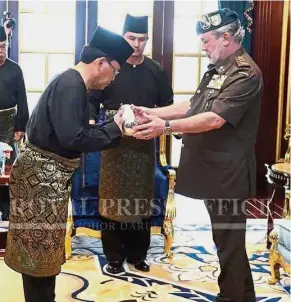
14,66,29,131
88,90,103,122
26,69,121,158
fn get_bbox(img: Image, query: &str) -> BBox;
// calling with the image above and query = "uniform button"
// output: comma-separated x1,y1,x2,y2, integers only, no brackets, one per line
181,143,185,148
197,89,201,94
206,73,209,77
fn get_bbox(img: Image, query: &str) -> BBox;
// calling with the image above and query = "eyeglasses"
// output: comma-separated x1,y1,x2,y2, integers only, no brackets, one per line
107,60,119,76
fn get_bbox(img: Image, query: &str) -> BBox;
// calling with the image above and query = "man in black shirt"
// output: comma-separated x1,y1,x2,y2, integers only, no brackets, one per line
89,15,173,274
4,26,133,302
0,25,29,144
0,24,29,221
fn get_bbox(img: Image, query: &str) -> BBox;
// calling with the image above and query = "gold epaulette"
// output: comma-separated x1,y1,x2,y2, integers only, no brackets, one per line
235,55,251,67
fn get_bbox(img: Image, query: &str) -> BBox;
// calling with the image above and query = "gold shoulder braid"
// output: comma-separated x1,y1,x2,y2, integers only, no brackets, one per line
235,56,251,68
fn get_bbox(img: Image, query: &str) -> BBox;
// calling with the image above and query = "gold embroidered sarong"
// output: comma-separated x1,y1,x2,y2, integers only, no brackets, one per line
99,109,155,223
4,142,79,277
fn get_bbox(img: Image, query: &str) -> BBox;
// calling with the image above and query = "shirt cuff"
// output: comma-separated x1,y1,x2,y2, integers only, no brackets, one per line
105,121,122,139
211,101,238,127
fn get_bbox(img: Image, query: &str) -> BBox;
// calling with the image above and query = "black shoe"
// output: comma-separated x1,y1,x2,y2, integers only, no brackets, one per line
106,261,124,274
133,260,150,272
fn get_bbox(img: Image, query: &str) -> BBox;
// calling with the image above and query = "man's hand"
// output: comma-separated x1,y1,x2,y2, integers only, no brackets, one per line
132,105,153,125
132,105,152,115
14,131,25,142
113,106,125,133
89,119,96,125
132,112,165,140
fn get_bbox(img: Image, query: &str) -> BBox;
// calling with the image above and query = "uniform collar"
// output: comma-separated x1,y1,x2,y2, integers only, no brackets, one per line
208,47,245,75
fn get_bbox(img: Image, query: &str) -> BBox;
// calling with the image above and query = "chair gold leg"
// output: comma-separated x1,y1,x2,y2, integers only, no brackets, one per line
281,259,291,277
268,229,281,285
65,198,74,260
162,220,174,259
65,221,73,260
268,253,281,285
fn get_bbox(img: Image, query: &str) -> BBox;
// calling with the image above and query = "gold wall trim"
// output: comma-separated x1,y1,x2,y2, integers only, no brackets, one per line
174,90,196,95
276,0,290,162
26,89,44,93
287,33,291,129
174,53,208,58
19,50,74,54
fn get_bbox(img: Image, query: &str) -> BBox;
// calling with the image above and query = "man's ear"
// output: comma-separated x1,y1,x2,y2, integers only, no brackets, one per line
222,33,231,46
94,57,106,70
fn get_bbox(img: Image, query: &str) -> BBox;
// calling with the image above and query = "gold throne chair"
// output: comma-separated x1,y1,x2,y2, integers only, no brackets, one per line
66,134,176,259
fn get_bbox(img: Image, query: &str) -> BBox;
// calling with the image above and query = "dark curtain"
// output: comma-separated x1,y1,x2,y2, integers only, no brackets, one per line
218,0,254,55
75,0,98,64
75,0,86,64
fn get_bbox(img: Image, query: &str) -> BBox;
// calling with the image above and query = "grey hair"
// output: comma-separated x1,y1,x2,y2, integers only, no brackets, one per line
211,21,245,44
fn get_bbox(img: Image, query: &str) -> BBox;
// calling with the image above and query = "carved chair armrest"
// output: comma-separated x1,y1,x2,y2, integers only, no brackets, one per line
158,143,176,258
158,134,176,220
158,134,168,167
164,169,176,220
65,198,74,259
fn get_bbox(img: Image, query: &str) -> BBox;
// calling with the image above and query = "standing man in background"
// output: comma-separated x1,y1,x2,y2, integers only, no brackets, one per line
0,24,29,146
89,14,173,274
0,24,29,220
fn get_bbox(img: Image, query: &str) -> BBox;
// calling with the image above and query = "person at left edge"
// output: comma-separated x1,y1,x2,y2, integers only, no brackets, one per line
4,26,134,302
0,24,29,146
0,24,29,221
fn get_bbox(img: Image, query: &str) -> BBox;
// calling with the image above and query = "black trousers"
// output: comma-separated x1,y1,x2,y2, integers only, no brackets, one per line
101,218,151,263
0,186,10,220
204,199,256,302
22,274,56,302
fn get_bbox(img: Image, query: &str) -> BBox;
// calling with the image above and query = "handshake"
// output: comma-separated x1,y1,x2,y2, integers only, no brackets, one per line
113,104,156,139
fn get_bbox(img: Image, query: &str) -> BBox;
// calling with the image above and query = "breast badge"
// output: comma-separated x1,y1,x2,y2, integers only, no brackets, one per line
206,74,227,90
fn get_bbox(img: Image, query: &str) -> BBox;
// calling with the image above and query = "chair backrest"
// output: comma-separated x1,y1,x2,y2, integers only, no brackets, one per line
71,107,106,202
71,140,165,200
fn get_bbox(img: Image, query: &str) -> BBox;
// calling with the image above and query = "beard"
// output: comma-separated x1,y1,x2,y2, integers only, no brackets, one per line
209,42,223,65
